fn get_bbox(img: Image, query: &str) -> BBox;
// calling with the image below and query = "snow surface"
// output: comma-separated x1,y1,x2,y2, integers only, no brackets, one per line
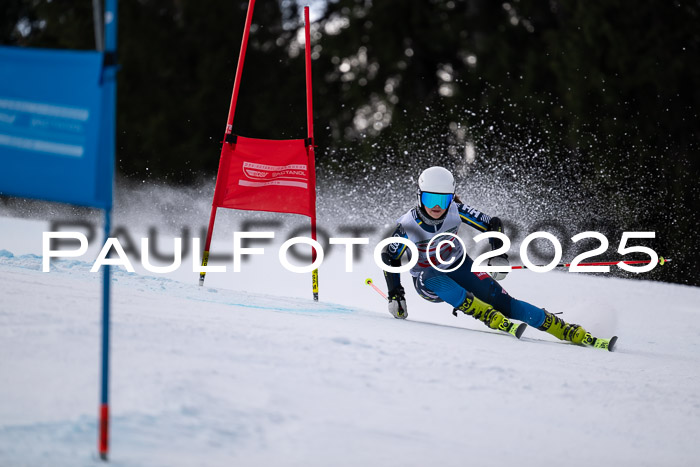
1,209,700,467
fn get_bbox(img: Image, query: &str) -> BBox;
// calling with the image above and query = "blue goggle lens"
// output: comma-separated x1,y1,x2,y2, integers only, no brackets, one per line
421,192,454,209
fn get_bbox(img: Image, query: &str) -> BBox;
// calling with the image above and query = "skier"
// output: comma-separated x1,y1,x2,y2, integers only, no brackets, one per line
380,166,615,349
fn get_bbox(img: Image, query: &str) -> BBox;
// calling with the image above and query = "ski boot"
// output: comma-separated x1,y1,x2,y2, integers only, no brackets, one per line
538,310,587,344
455,293,526,338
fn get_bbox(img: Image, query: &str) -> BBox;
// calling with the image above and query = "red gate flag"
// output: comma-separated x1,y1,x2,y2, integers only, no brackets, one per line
213,136,314,217
200,2,320,300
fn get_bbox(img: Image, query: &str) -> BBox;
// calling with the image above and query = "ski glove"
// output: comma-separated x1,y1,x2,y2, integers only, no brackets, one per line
388,286,407,319
488,254,510,281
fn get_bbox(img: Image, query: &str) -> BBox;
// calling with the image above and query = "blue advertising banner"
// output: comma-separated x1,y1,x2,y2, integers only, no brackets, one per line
0,46,114,209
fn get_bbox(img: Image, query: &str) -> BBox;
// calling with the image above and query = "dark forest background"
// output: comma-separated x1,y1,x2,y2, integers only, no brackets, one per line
2,0,699,286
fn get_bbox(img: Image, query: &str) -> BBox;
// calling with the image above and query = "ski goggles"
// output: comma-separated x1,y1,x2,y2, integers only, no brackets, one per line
420,192,454,210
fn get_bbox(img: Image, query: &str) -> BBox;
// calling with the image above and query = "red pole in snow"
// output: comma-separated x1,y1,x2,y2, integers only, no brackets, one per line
200,0,256,286
304,6,319,301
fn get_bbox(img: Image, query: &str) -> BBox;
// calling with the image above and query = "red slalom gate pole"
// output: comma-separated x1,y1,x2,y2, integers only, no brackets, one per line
200,0,256,286
304,6,319,301
510,257,671,270
224,0,256,136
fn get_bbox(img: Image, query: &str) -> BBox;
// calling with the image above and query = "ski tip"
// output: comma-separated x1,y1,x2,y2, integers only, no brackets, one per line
608,336,618,352
515,322,527,339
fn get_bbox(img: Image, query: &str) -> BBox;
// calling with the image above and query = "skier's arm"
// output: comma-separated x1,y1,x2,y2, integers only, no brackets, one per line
381,224,408,290
381,224,408,319
456,202,491,232
457,202,505,250
457,202,509,279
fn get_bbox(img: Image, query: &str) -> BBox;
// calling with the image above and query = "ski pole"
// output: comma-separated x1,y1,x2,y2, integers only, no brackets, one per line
510,256,670,270
365,278,387,300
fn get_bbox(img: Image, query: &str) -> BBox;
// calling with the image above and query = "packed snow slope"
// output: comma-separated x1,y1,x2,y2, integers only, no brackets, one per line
1,213,700,466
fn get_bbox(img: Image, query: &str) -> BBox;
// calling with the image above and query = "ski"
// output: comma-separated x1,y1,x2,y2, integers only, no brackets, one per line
364,278,613,346
499,319,527,339
582,333,618,352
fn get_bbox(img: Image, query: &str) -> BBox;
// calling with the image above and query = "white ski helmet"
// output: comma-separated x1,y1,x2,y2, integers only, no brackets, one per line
417,166,455,210
418,166,455,193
